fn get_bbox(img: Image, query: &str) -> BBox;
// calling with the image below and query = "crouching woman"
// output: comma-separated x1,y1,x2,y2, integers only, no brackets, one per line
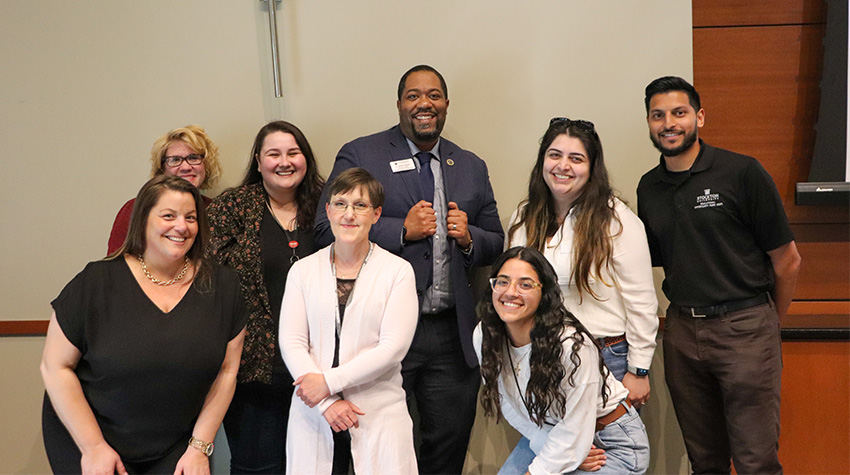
474,246,649,475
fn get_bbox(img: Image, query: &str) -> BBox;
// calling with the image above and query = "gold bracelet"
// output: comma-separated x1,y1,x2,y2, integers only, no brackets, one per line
188,436,214,456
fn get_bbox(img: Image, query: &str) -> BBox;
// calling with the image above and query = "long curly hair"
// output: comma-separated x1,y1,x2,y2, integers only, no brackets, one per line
240,120,325,230
507,120,621,301
478,247,609,426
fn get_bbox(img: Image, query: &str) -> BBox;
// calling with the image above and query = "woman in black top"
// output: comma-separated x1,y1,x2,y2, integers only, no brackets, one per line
41,175,247,475
207,121,325,474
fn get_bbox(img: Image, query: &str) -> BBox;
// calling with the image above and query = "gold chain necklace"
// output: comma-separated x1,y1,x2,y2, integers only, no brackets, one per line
137,255,189,286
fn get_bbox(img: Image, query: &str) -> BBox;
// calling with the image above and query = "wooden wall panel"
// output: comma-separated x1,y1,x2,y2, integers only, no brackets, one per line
693,0,825,27
792,223,850,301
693,24,847,224
0,320,48,336
794,240,850,300
693,1,849,471
778,341,850,474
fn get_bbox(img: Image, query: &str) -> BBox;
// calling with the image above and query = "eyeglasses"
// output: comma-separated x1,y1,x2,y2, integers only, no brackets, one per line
549,117,596,133
162,154,204,168
489,276,542,294
329,200,374,215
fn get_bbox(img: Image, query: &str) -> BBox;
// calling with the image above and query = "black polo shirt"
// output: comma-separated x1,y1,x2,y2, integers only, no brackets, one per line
636,140,794,307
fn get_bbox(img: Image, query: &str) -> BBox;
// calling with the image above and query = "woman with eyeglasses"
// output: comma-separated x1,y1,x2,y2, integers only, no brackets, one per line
475,246,649,475
107,124,223,255
207,121,325,474
280,168,418,474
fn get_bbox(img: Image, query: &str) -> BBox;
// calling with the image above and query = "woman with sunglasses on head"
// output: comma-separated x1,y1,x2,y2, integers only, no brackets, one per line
42,175,246,475
475,246,649,475
507,118,657,402
280,168,418,474
108,124,223,255
207,121,325,474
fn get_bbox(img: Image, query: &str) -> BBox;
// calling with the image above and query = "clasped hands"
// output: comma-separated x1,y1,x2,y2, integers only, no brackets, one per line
404,200,471,249
294,373,364,433
293,373,330,407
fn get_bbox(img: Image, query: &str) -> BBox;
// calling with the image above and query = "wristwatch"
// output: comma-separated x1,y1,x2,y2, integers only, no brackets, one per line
188,436,214,456
628,365,650,377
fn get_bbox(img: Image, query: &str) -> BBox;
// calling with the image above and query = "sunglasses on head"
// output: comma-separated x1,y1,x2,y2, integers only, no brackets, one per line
549,117,595,133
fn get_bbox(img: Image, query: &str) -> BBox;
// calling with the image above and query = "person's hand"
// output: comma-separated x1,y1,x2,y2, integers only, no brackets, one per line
446,202,471,249
323,400,365,432
293,373,331,407
578,444,607,471
403,201,437,241
622,372,651,408
173,446,210,475
80,441,127,475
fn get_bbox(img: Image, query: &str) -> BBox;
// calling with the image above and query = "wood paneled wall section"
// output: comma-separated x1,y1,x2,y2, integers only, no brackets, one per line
693,1,849,473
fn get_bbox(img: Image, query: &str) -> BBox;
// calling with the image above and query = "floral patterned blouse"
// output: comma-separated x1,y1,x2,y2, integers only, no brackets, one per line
207,182,316,383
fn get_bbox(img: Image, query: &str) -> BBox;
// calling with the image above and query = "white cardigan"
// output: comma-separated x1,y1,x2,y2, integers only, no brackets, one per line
280,244,419,475
506,199,659,369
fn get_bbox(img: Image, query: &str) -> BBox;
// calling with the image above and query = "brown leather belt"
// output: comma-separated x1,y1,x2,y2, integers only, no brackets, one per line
598,334,626,347
595,400,631,431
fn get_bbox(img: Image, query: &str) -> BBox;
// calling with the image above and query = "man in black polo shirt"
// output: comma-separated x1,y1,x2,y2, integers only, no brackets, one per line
637,76,801,475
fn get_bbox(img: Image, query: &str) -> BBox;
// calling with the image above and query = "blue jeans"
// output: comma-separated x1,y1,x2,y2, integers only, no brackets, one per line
599,339,628,381
498,405,649,475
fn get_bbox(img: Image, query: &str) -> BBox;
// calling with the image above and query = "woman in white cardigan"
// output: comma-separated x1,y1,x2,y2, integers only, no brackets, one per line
280,168,419,475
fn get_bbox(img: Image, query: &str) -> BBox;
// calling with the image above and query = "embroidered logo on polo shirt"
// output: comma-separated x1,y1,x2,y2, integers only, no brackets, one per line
694,188,723,209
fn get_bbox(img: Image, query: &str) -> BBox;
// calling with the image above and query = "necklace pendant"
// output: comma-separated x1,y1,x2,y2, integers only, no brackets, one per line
289,240,298,249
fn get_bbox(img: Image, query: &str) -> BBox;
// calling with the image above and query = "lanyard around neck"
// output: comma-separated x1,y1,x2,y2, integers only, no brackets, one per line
329,242,374,337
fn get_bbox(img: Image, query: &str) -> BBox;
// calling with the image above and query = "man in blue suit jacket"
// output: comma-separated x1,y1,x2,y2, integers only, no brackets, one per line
315,65,504,474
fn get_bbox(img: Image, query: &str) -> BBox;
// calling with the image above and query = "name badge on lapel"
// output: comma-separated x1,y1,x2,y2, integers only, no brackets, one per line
390,158,416,173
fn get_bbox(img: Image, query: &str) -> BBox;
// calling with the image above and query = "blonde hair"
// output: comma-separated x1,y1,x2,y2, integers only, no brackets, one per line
149,124,222,190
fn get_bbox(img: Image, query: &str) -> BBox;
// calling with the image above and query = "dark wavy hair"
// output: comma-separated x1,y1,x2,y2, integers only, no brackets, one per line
478,247,609,426
507,120,621,301
109,174,211,289
240,121,325,230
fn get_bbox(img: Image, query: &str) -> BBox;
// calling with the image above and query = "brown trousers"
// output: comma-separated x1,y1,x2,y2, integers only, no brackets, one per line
664,299,783,475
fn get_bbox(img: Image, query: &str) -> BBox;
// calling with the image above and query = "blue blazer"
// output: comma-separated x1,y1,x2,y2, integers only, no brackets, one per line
315,125,504,367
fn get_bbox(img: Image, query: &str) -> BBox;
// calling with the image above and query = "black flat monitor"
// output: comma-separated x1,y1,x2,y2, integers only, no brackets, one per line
797,0,850,206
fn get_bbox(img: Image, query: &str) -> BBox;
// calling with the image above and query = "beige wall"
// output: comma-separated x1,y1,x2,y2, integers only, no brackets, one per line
0,1,692,473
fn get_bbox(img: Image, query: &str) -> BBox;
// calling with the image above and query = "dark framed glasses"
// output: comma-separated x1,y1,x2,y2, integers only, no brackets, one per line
162,154,204,168
549,117,595,133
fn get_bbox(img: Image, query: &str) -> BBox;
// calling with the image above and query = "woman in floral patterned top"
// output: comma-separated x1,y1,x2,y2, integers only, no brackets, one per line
208,121,324,474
